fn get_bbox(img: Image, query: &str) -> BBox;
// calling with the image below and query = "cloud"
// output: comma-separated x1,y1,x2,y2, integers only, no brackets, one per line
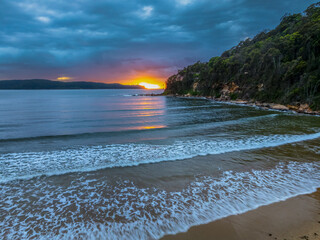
176,0,193,6
0,0,317,82
36,16,51,23
139,6,153,18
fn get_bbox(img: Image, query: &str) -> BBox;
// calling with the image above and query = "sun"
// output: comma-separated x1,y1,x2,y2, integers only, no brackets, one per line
139,82,161,89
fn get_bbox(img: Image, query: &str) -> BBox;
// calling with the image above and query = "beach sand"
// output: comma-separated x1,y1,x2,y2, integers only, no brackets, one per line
162,189,320,240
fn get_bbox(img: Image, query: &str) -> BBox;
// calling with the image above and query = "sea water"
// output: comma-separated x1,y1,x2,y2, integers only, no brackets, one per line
0,89,319,239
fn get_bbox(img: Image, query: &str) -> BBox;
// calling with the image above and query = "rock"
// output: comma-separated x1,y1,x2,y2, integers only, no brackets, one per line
258,83,264,91
235,100,248,104
298,103,313,114
287,105,299,111
230,100,248,104
221,84,230,95
229,82,239,93
261,103,271,108
270,104,289,111
192,82,199,92
220,82,240,99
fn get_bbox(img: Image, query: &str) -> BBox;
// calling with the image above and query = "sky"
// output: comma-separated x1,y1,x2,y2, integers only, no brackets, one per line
0,0,317,86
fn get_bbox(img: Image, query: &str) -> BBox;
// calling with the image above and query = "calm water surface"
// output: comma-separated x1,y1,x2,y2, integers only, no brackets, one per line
0,90,319,239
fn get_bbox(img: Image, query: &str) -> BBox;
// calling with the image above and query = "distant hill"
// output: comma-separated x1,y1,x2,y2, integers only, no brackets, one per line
165,2,320,110
0,79,144,90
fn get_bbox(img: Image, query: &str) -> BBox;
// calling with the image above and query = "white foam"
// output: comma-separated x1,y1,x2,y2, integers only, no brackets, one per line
1,132,320,183
0,162,319,240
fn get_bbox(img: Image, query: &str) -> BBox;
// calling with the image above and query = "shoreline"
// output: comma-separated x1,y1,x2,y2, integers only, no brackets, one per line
207,97,320,116
173,94,320,116
138,93,320,116
162,188,320,240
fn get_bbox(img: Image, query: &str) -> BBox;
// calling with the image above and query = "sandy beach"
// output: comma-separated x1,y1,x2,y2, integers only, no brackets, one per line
162,189,320,240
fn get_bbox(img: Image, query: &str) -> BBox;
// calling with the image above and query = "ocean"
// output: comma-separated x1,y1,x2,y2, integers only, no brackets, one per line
0,89,319,239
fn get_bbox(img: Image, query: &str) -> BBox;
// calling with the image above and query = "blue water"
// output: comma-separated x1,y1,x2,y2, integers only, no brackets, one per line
0,89,165,140
0,89,319,239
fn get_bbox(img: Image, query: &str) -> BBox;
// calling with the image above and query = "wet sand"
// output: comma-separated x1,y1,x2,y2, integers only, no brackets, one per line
162,189,320,240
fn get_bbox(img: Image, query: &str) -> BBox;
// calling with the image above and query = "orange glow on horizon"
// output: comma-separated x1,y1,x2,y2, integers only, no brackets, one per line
57,76,73,81
139,82,161,89
122,75,166,89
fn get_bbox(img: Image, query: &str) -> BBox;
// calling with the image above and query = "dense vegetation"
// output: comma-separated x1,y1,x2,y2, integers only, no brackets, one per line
0,79,144,89
165,3,320,110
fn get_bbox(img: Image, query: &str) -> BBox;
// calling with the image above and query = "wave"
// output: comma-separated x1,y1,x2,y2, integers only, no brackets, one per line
1,132,320,183
0,126,168,142
0,113,278,143
1,162,319,239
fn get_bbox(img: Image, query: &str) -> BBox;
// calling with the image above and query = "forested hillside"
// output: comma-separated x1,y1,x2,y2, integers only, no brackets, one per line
165,2,320,110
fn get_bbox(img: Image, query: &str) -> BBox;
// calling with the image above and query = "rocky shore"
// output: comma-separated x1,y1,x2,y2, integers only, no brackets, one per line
211,98,320,115
134,92,320,115
167,93,320,116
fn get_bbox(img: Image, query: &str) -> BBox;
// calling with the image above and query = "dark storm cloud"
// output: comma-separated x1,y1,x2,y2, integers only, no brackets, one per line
0,0,317,82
